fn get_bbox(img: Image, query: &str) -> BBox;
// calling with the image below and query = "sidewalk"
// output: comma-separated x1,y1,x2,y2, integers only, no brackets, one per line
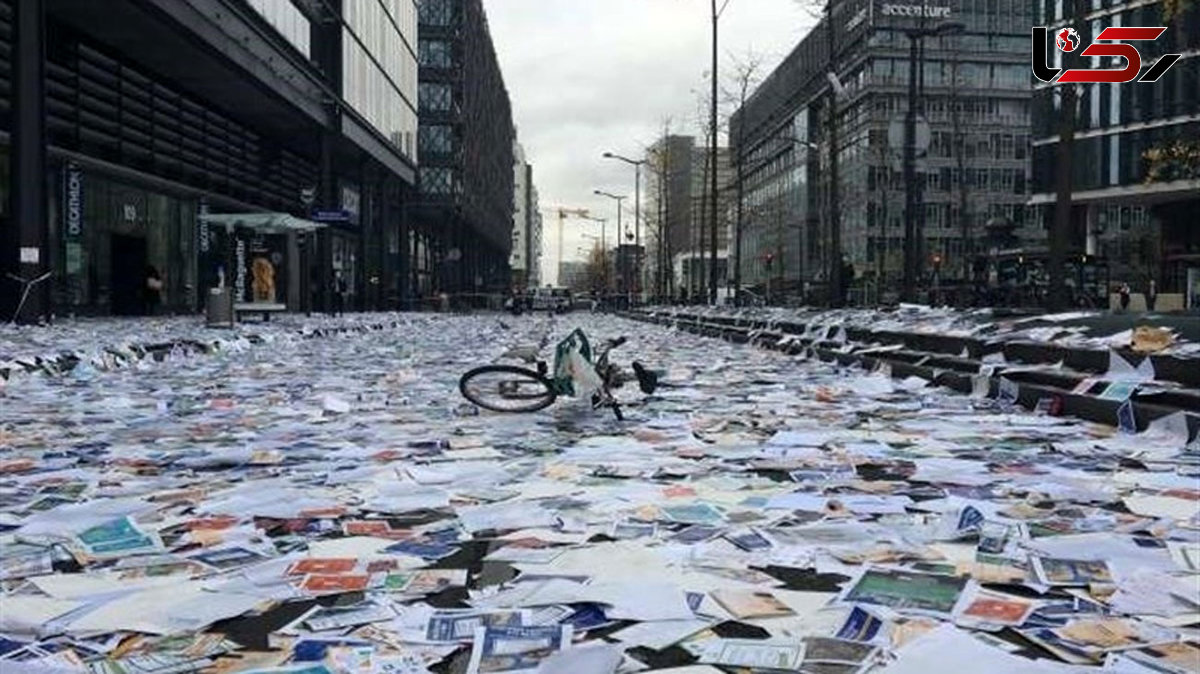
0,312,425,380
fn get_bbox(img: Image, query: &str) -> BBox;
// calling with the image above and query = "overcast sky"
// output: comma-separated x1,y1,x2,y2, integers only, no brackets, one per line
481,0,818,283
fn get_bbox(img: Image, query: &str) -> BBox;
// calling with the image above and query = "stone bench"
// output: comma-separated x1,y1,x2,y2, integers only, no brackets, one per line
234,302,286,322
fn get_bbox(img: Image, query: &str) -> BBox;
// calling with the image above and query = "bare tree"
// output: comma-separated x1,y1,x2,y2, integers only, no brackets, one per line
722,50,765,300
691,85,715,299
583,243,610,295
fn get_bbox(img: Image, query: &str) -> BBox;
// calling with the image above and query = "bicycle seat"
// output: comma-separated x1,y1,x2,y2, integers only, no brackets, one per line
632,361,658,395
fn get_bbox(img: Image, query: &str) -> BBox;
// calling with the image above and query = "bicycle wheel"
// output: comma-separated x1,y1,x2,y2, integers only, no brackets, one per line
459,365,557,413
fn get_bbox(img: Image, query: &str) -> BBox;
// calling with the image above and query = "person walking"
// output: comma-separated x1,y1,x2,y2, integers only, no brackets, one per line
1118,282,1131,313
144,266,164,316
1146,279,1158,312
332,270,346,317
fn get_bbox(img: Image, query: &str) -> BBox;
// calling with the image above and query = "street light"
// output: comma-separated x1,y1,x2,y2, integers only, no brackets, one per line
900,20,964,303
602,152,648,303
708,0,733,305
594,190,626,302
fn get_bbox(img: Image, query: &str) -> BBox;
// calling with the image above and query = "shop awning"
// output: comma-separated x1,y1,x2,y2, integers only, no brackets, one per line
199,212,327,234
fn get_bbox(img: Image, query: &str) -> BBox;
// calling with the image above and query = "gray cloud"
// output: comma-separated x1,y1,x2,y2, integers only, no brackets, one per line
482,0,816,281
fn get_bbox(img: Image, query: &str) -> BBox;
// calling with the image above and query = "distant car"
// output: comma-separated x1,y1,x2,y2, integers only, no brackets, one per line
530,287,572,313
572,294,597,312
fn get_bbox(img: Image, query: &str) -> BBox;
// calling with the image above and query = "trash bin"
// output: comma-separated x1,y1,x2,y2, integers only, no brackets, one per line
206,287,234,328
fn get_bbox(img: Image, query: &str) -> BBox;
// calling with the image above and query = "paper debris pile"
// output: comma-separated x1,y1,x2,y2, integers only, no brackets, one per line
1,313,1197,673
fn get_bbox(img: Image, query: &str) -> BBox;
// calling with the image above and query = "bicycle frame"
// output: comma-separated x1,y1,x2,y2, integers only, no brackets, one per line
542,338,620,397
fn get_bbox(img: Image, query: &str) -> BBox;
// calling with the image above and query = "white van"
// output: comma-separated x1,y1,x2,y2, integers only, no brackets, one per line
530,286,572,313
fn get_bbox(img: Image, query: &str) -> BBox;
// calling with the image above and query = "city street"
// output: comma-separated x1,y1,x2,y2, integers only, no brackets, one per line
2,311,1197,671
1,0,1198,669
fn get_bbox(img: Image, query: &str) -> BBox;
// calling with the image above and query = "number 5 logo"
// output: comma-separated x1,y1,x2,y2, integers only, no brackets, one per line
1032,26,1182,83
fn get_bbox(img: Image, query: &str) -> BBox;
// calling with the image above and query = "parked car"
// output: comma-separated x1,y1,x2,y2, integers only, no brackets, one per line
530,286,572,313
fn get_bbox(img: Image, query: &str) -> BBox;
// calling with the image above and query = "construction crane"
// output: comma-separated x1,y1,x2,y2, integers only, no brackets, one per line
546,207,591,286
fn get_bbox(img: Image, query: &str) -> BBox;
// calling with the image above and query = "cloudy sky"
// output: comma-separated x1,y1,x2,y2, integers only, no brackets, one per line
481,0,818,283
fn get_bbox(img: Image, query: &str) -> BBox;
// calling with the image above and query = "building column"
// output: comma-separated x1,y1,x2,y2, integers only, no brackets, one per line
358,159,372,312
317,130,336,314
312,0,342,315
10,0,49,323
1085,204,1099,257
382,178,397,309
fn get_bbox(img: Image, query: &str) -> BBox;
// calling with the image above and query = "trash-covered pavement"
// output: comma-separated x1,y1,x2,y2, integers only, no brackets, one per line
1,312,1198,673
644,304,1200,357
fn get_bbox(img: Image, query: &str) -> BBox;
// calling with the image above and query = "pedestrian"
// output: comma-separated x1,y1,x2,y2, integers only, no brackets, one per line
144,265,164,316
332,270,346,317
841,258,854,307
507,287,523,315
1118,282,1131,313
1146,279,1158,312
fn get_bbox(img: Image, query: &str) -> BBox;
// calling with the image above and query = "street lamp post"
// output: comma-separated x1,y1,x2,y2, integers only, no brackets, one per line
602,152,648,304
900,21,964,303
594,190,626,304
709,0,721,306
826,0,842,309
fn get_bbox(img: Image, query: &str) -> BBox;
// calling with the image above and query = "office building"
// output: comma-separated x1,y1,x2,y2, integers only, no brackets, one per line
527,185,544,287
509,140,543,289
613,244,646,297
1029,0,1200,308
645,136,732,298
1,0,420,320
511,142,530,287
413,0,514,299
732,0,1036,300
558,260,589,292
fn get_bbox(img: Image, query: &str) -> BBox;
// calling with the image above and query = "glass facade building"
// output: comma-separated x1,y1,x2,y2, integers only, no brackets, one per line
413,0,515,299
733,0,1036,301
0,0,421,319
342,0,419,161
1030,0,1200,303
247,0,310,56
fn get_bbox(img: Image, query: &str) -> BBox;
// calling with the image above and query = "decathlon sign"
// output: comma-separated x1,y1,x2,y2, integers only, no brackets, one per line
880,3,952,18
64,163,83,237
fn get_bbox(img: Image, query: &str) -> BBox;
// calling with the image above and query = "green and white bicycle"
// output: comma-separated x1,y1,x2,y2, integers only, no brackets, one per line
458,328,657,420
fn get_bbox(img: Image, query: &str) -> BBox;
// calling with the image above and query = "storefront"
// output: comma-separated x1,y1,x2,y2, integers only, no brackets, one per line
199,212,324,310
53,161,199,316
330,231,358,304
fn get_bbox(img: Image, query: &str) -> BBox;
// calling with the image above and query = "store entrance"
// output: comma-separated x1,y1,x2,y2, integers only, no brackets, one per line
110,234,147,315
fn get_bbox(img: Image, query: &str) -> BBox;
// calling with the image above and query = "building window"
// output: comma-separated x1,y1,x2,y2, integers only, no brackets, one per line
342,0,419,158
419,39,453,68
419,82,453,111
419,124,456,154
247,0,311,56
420,167,457,195
419,0,455,26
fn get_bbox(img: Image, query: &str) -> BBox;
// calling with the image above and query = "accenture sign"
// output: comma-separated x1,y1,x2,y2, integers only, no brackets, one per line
880,3,952,17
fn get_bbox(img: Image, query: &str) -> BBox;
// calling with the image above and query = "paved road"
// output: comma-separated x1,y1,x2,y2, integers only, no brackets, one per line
1,312,1191,669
